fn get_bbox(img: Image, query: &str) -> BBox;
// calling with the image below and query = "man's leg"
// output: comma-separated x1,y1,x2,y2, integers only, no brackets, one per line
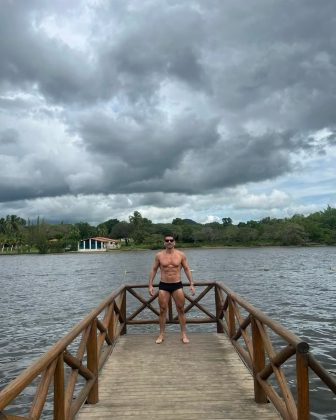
172,288,189,343
156,290,170,343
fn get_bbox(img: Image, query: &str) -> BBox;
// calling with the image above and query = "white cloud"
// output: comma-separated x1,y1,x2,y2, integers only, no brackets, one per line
234,189,291,210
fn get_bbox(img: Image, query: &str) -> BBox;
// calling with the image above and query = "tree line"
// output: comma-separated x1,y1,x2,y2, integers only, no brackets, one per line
1,207,336,254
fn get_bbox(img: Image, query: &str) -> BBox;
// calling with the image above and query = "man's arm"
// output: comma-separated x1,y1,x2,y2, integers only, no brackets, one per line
181,253,195,295
148,254,160,296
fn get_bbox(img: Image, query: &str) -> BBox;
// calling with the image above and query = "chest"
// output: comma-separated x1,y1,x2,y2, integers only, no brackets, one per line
160,254,182,268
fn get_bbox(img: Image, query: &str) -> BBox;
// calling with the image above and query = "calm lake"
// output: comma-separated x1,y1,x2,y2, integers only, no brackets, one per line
0,247,335,419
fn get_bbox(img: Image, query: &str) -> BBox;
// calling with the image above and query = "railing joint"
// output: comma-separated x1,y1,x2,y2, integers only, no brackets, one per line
296,341,309,354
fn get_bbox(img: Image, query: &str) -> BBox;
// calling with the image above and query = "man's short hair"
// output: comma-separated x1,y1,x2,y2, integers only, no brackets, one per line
164,234,175,240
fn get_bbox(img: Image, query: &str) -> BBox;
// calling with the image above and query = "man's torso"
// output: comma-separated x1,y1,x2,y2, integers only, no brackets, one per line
158,250,183,283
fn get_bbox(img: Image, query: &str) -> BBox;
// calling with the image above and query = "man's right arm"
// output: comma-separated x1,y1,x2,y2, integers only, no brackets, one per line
148,254,160,296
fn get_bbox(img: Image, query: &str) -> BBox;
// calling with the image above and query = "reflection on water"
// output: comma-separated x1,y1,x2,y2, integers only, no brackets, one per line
0,247,335,418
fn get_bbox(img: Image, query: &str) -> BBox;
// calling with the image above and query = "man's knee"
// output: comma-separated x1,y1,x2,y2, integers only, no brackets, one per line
159,304,168,314
175,303,185,314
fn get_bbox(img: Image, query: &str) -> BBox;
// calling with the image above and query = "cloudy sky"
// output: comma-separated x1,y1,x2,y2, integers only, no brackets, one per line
1,0,335,225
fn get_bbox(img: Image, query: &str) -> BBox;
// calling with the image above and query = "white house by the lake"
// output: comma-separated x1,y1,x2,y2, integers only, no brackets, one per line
78,237,120,252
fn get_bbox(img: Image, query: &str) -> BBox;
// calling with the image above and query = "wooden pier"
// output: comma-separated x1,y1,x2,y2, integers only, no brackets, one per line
0,282,335,420
76,333,280,419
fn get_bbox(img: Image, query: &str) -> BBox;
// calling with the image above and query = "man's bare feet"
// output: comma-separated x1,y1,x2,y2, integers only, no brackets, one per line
181,335,189,344
155,335,165,344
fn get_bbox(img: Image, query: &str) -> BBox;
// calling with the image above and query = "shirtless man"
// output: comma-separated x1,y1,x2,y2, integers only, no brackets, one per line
148,234,195,344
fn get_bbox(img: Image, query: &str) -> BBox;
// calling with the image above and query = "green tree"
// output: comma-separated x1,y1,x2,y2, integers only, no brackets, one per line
98,219,120,235
172,218,184,225
220,225,239,244
129,211,152,244
173,218,199,225
110,222,133,245
281,223,308,245
32,218,49,253
181,226,195,243
321,205,336,229
236,227,259,243
96,224,108,237
222,217,232,226
75,222,96,240
63,225,81,251
0,215,26,252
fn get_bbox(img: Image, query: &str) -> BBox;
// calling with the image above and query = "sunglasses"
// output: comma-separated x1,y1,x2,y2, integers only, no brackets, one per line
164,239,175,243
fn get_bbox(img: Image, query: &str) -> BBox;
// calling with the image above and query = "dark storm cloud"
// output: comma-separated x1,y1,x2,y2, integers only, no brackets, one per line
77,111,219,191
0,129,19,146
133,193,179,208
326,133,336,146
106,131,294,194
0,125,72,202
0,0,336,204
0,184,69,202
106,4,207,93
0,1,104,104
207,1,336,132
80,110,218,165
0,155,71,202
0,97,29,112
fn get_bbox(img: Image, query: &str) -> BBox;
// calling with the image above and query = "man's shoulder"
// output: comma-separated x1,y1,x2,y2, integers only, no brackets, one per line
174,249,186,258
156,249,184,257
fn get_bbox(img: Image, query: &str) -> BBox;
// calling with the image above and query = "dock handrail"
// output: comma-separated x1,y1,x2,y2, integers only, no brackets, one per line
214,282,336,419
0,281,335,420
0,284,127,420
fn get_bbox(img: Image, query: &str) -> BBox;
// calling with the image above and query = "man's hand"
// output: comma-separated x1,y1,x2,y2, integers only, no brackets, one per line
149,285,154,296
189,284,195,295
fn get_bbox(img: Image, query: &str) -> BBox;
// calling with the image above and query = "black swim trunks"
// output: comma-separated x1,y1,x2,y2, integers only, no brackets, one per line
159,281,183,293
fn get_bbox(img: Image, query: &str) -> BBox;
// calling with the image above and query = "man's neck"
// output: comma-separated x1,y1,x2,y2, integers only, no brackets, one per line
165,248,175,254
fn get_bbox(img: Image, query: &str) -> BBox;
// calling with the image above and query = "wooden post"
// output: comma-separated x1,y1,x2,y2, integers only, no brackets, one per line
108,303,115,342
251,317,267,403
296,342,310,420
54,353,65,420
228,296,236,338
215,285,224,333
120,290,127,335
87,319,98,404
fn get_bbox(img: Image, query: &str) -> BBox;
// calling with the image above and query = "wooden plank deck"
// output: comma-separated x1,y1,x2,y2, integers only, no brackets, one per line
76,332,281,420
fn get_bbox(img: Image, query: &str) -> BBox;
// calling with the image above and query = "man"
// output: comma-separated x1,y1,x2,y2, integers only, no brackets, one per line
148,234,195,344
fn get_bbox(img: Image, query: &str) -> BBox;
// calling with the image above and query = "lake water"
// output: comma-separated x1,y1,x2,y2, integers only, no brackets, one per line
0,247,335,418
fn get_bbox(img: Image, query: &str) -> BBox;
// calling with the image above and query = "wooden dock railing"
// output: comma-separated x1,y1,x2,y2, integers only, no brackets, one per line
215,282,336,420
0,281,335,420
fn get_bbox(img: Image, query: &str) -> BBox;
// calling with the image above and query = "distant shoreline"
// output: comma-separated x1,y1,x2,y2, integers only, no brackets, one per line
0,243,333,256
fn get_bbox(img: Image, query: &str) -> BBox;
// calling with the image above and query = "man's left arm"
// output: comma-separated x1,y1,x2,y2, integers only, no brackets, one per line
181,253,195,295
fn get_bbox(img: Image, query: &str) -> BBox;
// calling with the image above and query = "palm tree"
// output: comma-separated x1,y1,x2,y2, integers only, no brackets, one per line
1,215,26,252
